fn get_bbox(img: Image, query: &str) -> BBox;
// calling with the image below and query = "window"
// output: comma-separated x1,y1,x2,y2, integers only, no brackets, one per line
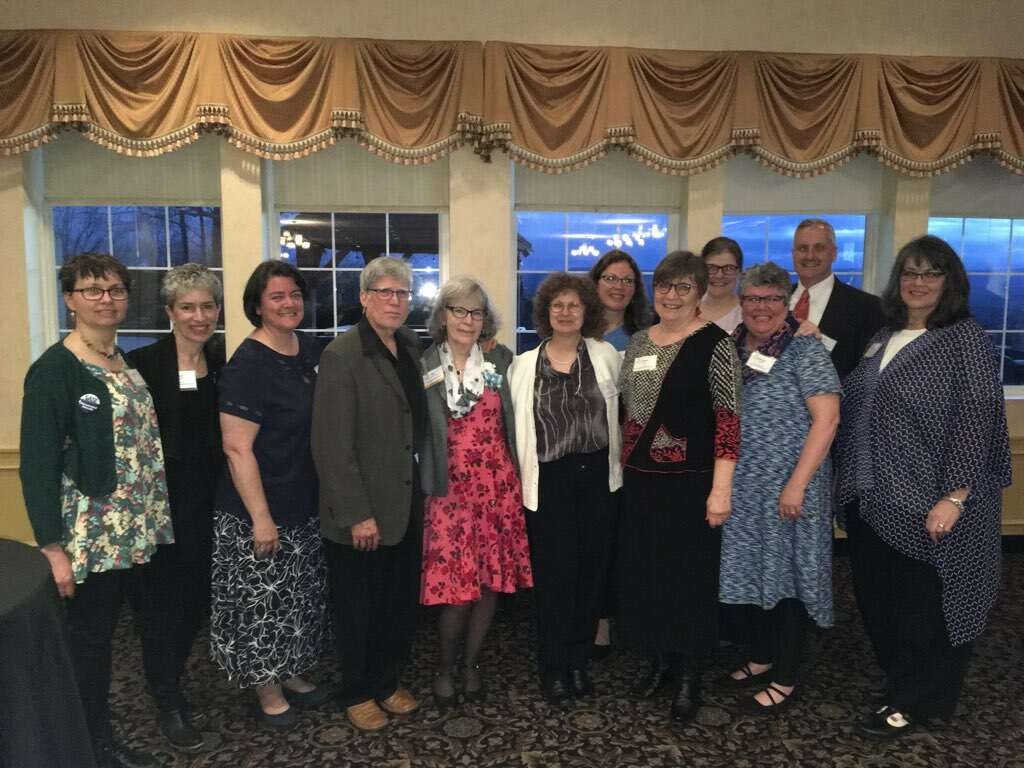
53,205,222,351
721,214,867,288
515,211,670,352
927,217,1024,386
278,212,441,342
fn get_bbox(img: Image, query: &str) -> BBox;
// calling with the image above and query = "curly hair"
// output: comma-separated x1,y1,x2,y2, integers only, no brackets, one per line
588,249,650,335
161,263,223,307
881,235,971,330
533,272,605,340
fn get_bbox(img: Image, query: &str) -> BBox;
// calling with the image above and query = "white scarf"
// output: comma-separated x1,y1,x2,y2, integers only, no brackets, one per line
440,342,485,419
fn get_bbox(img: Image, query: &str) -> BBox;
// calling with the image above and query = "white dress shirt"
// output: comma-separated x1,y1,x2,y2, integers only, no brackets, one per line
789,273,836,326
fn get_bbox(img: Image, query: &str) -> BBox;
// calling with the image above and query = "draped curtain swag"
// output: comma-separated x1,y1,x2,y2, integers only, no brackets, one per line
1,31,1022,177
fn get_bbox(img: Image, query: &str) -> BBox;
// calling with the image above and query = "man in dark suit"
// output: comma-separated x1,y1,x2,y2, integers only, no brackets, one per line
789,218,884,379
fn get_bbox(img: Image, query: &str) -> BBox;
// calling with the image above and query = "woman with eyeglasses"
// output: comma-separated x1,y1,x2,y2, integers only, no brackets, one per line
312,257,433,731
589,249,650,352
836,236,1010,739
509,273,621,705
699,237,744,334
20,253,172,768
210,260,328,728
616,251,741,724
718,261,840,714
418,277,533,708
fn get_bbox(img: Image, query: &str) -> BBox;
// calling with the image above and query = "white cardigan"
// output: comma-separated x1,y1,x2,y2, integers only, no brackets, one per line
509,337,623,512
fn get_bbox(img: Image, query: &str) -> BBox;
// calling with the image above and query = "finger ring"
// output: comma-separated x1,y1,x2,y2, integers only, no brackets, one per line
938,523,945,529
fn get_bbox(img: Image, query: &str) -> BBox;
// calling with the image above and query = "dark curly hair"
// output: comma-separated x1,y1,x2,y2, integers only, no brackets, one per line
881,235,971,330
59,253,131,294
533,272,605,340
242,260,309,327
588,249,650,335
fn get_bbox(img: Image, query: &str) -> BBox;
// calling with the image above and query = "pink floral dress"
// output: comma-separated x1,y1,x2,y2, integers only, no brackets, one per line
421,388,533,606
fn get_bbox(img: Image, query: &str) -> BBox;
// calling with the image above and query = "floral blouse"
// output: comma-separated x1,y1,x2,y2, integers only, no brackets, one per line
60,363,172,583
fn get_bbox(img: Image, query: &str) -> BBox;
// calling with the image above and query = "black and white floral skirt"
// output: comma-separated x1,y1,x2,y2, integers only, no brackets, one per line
209,512,327,688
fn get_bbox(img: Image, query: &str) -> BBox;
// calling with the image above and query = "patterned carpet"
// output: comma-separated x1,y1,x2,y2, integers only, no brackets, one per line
108,549,1024,768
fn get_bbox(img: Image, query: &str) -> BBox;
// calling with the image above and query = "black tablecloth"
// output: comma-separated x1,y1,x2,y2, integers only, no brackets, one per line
0,539,94,768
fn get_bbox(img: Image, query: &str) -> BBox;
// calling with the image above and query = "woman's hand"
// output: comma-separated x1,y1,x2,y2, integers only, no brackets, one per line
40,543,75,598
351,518,381,551
794,321,822,339
252,517,280,559
926,498,963,543
706,487,731,527
779,479,805,520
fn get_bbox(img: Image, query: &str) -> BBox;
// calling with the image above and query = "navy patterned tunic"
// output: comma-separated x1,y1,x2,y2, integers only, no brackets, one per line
836,319,1012,645
720,335,841,627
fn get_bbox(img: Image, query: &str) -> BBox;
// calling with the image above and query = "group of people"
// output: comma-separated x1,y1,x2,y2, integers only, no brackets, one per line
19,218,1011,768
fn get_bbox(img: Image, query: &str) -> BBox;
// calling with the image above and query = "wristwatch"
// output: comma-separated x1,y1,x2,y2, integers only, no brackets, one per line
942,496,965,514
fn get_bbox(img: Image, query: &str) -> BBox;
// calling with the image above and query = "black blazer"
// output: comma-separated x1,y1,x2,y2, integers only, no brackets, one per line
815,279,884,380
126,333,226,462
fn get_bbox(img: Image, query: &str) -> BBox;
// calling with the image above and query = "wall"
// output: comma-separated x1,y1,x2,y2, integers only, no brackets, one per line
1,0,1022,542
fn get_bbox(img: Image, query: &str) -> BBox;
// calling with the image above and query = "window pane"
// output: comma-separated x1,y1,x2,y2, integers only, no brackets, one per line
334,271,363,330
927,218,963,253
967,274,1007,330
334,213,387,268
1007,275,1024,333
565,212,669,271
408,272,439,330
516,211,566,272
961,218,1011,272
111,206,167,267
389,214,439,269
53,206,109,264
724,214,866,273
764,214,803,269
117,333,163,353
1004,332,1024,385
517,273,549,331
121,270,169,330
297,270,336,332
721,215,767,265
836,273,863,289
167,207,221,267
830,214,866,272
517,331,540,354
1012,220,1024,271
280,212,332,268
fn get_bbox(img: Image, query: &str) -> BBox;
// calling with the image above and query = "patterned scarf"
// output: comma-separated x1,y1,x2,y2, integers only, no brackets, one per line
732,313,800,383
440,342,485,419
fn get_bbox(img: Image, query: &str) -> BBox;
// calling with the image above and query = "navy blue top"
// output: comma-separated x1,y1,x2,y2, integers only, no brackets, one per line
216,334,321,528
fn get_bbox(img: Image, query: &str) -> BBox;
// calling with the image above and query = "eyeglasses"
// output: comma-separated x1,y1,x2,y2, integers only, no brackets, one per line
551,302,583,314
447,305,487,321
900,269,945,284
70,286,129,301
654,281,693,297
366,287,412,301
599,274,636,287
739,295,787,306
706,264,739,276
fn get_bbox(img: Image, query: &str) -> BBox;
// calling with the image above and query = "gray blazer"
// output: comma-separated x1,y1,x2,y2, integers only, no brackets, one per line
312,320,432,547
419,343,518,497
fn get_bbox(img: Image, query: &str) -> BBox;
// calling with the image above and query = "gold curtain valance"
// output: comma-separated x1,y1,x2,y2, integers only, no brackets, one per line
1,31,1023,177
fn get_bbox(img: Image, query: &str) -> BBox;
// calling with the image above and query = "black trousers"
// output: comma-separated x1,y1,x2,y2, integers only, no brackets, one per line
326,511,422,708
526,449,615,676
63,568,133,748
846,501,973,720
745,599,807,687
131,534,212,711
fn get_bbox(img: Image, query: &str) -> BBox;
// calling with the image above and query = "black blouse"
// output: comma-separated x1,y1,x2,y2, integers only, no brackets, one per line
533,339,609,462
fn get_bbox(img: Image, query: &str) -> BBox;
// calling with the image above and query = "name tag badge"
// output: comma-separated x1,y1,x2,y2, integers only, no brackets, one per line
633,355,658,372
78,393,100,413
178,370,198,391
746,351,777,373
422,366,444,389
863,342,882,358
821,334,838,352
125,368,146,388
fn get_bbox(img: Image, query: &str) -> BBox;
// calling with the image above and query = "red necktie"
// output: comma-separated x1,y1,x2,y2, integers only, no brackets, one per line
793,289,810,322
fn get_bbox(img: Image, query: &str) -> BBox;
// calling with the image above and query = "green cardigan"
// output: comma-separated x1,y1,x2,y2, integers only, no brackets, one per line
419,342,517,497
19,342,121,546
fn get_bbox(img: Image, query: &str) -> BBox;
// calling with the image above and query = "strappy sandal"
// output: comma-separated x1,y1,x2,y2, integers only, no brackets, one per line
743,683,796,714
724,662,772,688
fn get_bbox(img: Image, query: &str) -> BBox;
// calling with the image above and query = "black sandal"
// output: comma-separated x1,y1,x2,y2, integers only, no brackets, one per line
743,683,796,714
725,662,771,688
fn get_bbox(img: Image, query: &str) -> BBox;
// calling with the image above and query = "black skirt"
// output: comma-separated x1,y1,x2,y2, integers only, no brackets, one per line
615,468,720,658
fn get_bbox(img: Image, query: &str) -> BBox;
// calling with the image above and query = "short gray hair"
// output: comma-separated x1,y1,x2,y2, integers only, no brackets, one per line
161,263,223,307
426,276,500,342
360,256,412,292
794,218,836,247
739,262,792,296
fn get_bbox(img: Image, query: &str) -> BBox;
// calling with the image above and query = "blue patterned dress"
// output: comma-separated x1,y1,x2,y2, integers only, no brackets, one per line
720,335,841,628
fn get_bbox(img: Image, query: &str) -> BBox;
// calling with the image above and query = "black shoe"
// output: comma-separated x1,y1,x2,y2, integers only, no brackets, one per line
432,671,458,709
858,705,916,740
463,664,486,704
283,684,332,709
670,677,701,724
158,708,204,752
95,741,159,768
571,668,594,698
541,672,573,705
255,703,297,728
743,683,796,715
590,643,612,662
631,661,670,699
